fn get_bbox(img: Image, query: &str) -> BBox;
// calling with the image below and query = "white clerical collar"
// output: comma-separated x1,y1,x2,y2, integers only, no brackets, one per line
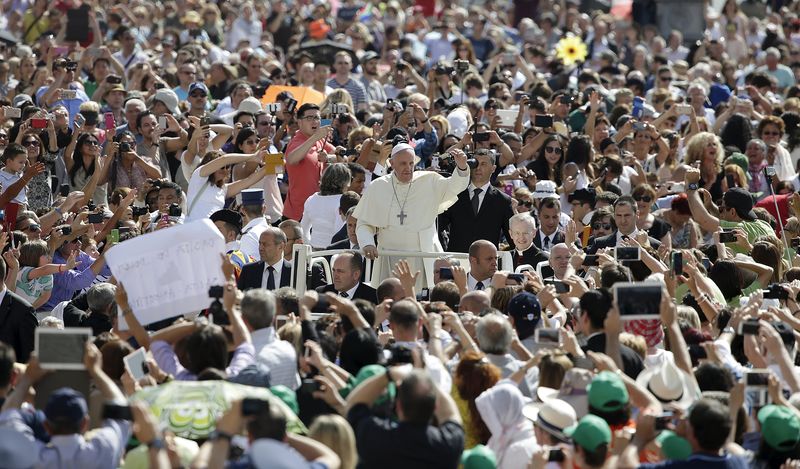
391,172,414,185
516,241,533,255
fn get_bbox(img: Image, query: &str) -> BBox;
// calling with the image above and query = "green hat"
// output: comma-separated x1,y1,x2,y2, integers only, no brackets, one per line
269,385,299,415
587,371,629,412
758,405,800,451
724,152,748,175
656,430,692,460
564,415,612,451
460,444,497,469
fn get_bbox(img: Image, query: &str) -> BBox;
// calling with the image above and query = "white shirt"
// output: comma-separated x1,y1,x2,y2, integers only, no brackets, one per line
615,228,640,246
185,167,226,223
467,182,491,213
112,50,148,70
240,217,270,261
301,193,344,248
0,169,24,205
338,282,360,299
467,273,492,291
393,340,452,393
538,231,557,251
252,327,301,390
261,258,284,290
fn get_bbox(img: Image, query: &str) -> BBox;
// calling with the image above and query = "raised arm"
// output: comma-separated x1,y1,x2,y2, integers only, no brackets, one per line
685,168,721,233
199,152,261,178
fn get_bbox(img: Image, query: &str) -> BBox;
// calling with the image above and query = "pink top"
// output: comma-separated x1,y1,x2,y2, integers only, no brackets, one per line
282,131,333,221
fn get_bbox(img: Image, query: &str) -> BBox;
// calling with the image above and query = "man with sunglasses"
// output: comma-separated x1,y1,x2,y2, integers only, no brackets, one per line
569,188,597,234
585,196,662,255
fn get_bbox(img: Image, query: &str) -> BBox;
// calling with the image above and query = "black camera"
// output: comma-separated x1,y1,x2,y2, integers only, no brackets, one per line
763,283,790,301
119,142,131,153
106,75,122,85
434,65,454,75
59,184,70,197
208,285,228,325
168,203,182,217
87,200,96,211
65,61,78,71
385,344,414,366
454,60,469,72
60,226,72,236
466,158,478,169
132,206,149,218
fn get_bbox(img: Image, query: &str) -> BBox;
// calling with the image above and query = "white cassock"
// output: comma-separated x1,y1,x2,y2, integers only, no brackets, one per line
354,168,470,287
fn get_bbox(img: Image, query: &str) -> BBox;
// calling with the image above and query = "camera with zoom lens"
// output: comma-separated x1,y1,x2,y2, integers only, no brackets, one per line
207,285,228,325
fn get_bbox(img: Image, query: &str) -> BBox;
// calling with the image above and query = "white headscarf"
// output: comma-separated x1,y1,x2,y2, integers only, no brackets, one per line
475,382,536,468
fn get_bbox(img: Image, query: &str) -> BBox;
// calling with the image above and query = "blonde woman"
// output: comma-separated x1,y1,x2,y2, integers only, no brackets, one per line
309,415,358,469
320,89,355,119
683,132,725,201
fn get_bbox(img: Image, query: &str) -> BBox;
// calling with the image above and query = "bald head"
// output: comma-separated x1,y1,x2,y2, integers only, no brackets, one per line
468,240,498,281
549,243,571,279
378,277,405,302
459,290,490,314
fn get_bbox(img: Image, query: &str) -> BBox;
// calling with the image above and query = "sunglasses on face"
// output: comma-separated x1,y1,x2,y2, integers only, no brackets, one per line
21,223,40,232
84,140,99,146
593,222,613,230
23,140,38,147
545,146,562,154
762,131,781,136
634,195,652,203
516,200,532,207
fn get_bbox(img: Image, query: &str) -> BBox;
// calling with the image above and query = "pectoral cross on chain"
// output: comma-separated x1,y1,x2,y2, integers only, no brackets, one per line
397,210,408,225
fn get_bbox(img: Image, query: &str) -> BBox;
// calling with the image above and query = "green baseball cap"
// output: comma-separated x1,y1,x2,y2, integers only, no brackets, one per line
338,365,396,404
587,371,629,412
460,444,497,469
758,405,800,451
564,415,612,451
656,430,692,460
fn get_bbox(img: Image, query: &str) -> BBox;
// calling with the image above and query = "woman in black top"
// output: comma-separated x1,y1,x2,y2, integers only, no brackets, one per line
632,183,671,243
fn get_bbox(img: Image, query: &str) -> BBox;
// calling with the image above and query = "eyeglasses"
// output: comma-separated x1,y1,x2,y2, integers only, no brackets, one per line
300,115,321,121
633,195,652,203
544,146,562,154
516,200,533,207
659,75,673,81
258,121,274,126
20,223,40,232
23,140,38,147
593,222,613,230
762,131,781,136
84,140,99,146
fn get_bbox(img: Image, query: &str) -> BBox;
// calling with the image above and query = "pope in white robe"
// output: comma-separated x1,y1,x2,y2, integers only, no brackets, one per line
353,144,470,287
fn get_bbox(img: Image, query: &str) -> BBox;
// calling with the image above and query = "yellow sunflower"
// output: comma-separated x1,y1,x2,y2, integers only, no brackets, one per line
556,35,588,66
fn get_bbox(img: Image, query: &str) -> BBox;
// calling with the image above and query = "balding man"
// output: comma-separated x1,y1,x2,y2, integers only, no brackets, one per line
377,277,405,302
466,240,497,291
549,243,573,280
316,251,377,303
354,144,470,288
459,290,491,314
238,227,291,291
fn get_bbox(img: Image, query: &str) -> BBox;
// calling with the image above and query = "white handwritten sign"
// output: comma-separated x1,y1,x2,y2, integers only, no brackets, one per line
105,219,225,326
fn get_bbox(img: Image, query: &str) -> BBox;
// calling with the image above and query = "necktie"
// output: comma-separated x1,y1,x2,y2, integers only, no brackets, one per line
476,281,485,291
266,266,275,290
471,188,483,215
339,291,349,298
543,236,550,250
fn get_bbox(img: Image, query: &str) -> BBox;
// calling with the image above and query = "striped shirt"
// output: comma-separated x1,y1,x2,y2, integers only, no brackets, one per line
326,77,368,110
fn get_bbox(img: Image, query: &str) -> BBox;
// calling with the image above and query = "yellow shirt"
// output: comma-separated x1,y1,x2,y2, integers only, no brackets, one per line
22,10,50,45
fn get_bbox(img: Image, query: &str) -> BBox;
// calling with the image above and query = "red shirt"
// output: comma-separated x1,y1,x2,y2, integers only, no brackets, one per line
755,193,790,237
282,132,333,221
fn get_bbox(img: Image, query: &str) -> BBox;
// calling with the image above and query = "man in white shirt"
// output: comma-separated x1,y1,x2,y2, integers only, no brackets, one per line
210,209,244,253
111,27,148,72
476,313,538,397
467,240,497,291
388,299,452,393
239,188,270,261
240,289,300,390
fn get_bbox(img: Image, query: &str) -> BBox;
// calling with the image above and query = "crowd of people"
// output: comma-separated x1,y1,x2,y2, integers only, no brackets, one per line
4,0,800,468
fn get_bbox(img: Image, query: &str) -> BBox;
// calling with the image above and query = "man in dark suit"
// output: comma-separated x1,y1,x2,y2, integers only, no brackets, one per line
532,197,565,252
579,289,644,379
0,257,36,362
329,191,361,245
585,196,662,255
316,251,377,303
438,149,514,252
326,207,359,250
506,212,549,270
277,219,326,289
238,227,293,291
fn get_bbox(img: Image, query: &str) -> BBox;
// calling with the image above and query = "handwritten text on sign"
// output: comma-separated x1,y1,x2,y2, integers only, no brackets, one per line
105,219,225,326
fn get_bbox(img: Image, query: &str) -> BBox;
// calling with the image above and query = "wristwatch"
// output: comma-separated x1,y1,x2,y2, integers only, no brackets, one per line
208,430,234,443
722,326,735,334
687,183,699,191
145,437,166,450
